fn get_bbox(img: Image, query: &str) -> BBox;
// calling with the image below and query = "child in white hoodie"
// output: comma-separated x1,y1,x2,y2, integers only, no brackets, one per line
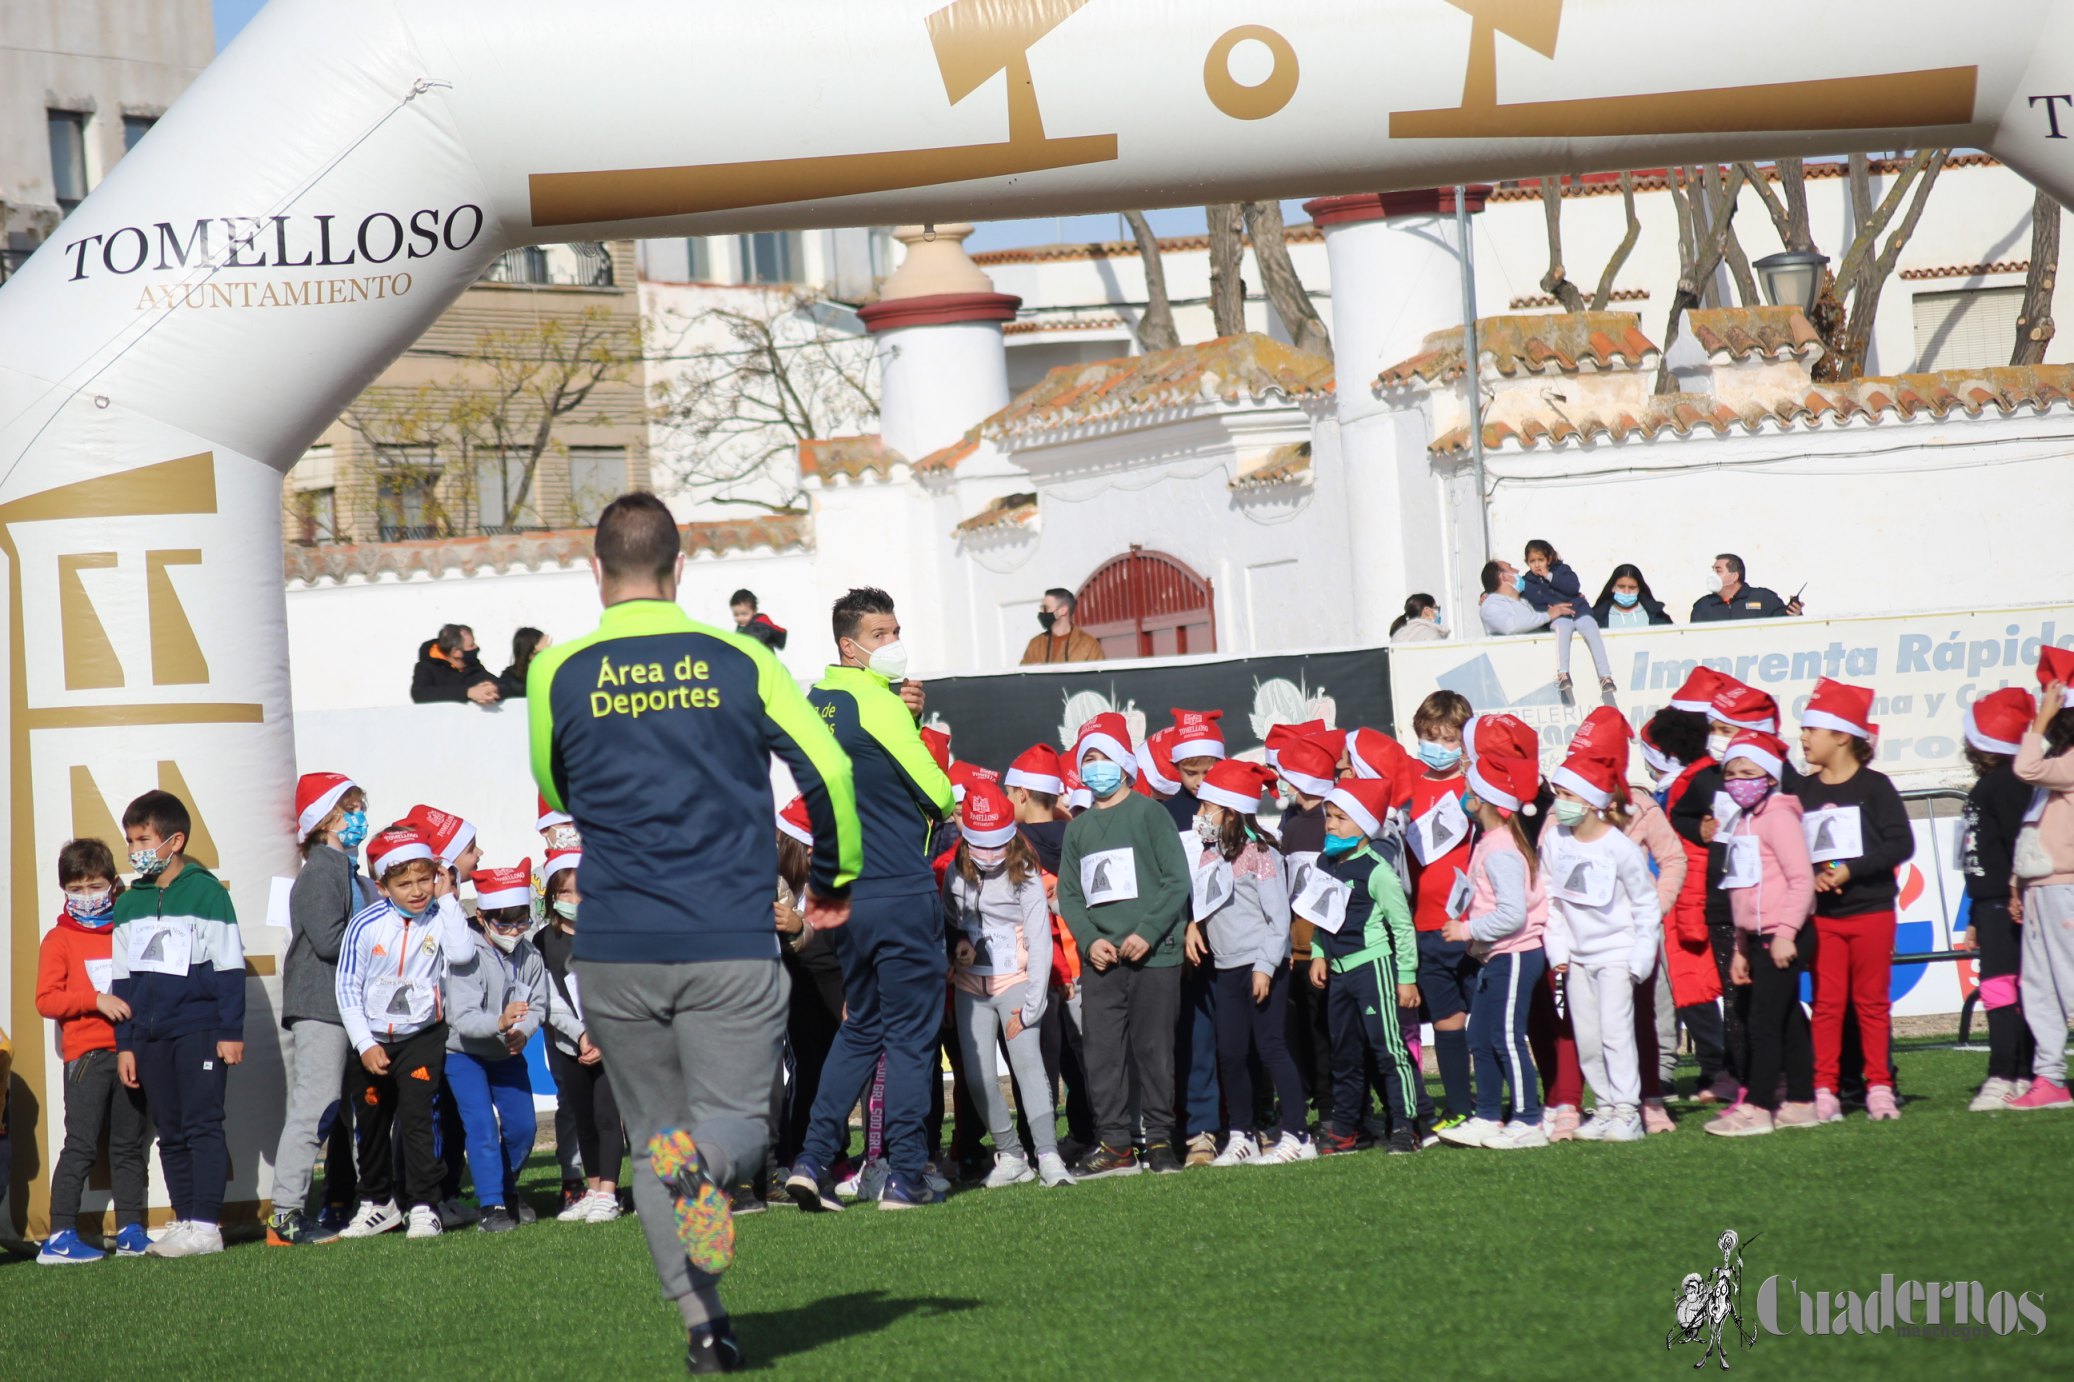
1542,752,1663,1143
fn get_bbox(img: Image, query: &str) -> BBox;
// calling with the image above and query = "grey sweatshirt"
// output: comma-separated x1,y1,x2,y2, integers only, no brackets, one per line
1200,842,1291,975
444,929,550,1061
943,866,1052,1028
281,844,363,1027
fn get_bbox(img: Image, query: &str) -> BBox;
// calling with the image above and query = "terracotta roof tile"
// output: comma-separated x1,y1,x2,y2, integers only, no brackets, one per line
1488,154,2002,203
283,515,809,584
1507,287,1648,310
1229,441,1312,491
1003,315,1125,336
797,434,902,482
1899,259,2029,281
1377,312,1660,388
953,492,1038,536
971,224,1322,268
1687,307,1822,362
981,333,1333,442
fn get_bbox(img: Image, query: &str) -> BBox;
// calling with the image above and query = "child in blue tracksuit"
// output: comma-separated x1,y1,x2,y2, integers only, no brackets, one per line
1303,778,1421,1156
446,865,550,1232
1520,539,1614,704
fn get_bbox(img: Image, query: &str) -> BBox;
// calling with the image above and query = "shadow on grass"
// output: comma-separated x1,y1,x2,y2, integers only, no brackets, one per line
733,1290,982,1364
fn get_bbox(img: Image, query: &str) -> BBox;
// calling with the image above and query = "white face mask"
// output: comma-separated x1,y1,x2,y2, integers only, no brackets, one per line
866,640,908,683
1193,816,1221,843
1707,732,1733,760
487,928,522,954
1709,570,1729,592
968,844,1007,871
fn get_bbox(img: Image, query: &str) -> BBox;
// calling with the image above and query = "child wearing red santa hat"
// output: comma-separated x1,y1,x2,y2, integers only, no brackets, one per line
1957,687,2038,1109
1406,691,1479,1130
2008,648,2074,1110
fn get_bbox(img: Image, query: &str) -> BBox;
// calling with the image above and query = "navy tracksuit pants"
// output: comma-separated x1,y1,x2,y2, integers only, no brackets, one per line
135,1029,230,1223
1326,961,1418,1138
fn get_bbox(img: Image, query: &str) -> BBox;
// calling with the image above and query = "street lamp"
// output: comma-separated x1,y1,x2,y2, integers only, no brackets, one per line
1753,250,1829,315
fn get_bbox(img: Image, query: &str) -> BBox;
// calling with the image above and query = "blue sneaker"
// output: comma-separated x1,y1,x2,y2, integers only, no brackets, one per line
877,1171,944,1210
313,1205,351,1239
113,1224,151,1257
37,1228,105,1265
782,1155,843,1214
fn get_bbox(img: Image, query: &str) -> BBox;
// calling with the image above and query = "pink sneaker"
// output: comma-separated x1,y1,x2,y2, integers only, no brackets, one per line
2006,1078,2073,1111
1641,1100,1675,1134
1703,1104,1774,1137
1813,1088,1843,1123
1865,1086,1900,1121
1546,1105,1581,1142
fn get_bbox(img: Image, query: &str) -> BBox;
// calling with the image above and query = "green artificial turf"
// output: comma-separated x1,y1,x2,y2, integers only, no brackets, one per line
2,1041,2068,1380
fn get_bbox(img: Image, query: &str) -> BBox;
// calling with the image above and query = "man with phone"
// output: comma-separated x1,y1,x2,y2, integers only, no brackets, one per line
1691,554,1804,622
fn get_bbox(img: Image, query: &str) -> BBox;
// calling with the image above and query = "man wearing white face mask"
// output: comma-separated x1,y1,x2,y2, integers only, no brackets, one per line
788,587,957,1215
1690,553,1803,622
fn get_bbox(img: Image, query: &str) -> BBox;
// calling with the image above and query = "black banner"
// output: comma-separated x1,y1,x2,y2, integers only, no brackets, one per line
923,648,1394,777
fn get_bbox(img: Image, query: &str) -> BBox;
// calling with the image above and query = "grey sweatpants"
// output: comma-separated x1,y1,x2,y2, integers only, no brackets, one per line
953,984,1056,1161
270,1018,351,1214
50,1048,152,1233
577,957,788,1324
2021,884,2074,1083
1646,947,1677,1091
1567,964,1640,1108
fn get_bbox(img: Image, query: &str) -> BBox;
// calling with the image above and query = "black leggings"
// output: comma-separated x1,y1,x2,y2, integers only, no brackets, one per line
1971,900,2034,1081
1707,915,1746,1086
1213,964,1306,1139
545,1044,626,1185
1734,928,1816,1111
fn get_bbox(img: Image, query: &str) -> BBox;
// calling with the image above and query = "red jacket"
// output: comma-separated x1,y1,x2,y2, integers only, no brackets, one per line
1661,763,1722,1008
36,912,119,1061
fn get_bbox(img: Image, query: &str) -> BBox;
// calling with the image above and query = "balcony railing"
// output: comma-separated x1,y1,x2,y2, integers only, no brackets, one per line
479,242,615,288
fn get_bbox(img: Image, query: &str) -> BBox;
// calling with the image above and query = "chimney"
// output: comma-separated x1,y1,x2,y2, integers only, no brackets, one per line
857,223,1020,464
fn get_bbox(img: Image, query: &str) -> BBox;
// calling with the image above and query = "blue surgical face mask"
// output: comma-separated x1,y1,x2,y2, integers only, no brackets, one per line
1081,760,1125,799
1322,832,1364,858
337,810,369,849
1417,740,1463,771
1612,590,1640,608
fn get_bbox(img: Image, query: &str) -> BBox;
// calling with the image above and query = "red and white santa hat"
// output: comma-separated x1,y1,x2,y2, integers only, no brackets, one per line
777,795,814,846
1061,762,1092,811
1072,711,1137,780
367,826,433,879
1137,725,1182,795
1567,706,1633,777
471,863,533,911
1467,713,1538,767
1003,743,1066,796
1670,666,1735,714
1468,750,1540,816
1550,751,1621,811
920,726,953,777
1196,759,1277,814
542,849,582,886
1722,729,1788,781
295,772,356,838
2036,644,2074,689
1965,687,2036,756
1800,677,1876,740
1709,683,1779,733
1346,728,1407,786
1326,776,1396,840
1264,720,1325,769
950,761,1000,804
1637,721,1676,779
536,792,573,832
404,804,477,864
1277,737,1339,798
1169,708,1227,762
959,781,1018,848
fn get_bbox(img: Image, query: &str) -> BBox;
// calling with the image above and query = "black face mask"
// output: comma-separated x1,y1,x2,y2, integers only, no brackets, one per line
1037,609,1057,632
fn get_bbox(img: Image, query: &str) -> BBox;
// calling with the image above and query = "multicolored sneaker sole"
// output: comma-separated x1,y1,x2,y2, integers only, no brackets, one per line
648,1129,735,1277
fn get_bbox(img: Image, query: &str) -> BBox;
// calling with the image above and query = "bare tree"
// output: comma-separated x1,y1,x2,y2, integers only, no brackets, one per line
1655,164,1750,393
1589,172,1643,311
1707,164,1762,307
651,290,878,513
1537,175,1587,312
2014,187,2061,366
1242,200,1331,355
1123,210,1181,352
1206,202,1248,337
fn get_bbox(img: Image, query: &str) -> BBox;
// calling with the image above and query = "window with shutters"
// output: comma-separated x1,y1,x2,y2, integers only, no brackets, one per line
1911,286,2025,372
1076,547,1216,659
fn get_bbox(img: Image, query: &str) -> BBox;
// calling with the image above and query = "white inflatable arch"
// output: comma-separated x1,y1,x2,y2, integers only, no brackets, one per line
0,0,2069,1221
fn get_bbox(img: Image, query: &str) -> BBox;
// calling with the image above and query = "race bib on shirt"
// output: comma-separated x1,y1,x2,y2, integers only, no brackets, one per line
1190,857,1235,922
85,958,114,994
1291,871,1351,934
126,919,193,976
1719,835,1761,890
1410,794,1469,865
1284,850,1321,905
1548,851,1615,908
1802,805,1863,864
1080,847,1139,906
1710,790,1741,831
1445,869,1474,920
368,974,436,1027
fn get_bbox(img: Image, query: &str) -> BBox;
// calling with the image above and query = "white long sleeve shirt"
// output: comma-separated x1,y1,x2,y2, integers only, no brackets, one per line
335,895,477,1054
1478,592,1554,637
1539,826,1662,980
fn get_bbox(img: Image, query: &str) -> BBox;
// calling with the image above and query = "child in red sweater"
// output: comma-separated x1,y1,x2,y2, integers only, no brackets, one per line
34,839,153,1263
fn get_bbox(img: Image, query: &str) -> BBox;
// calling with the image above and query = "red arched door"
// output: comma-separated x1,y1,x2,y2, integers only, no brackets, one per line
1076,548,1215,659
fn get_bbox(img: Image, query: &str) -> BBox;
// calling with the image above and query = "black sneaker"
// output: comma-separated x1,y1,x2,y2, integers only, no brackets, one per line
729,1186,766,1216
477,1205,519,1233
686,1318,746,1374
561,1179,586,1212
1145,1142,1183,1175
1387,1126,1420,1156
513,1201,537,1225
1073,1142,1140,1179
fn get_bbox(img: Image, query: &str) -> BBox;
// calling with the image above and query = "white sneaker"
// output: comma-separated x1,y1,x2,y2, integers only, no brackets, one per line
982,1152,1035,1189
435,1197,476,1229
1210,1133,1261,1167
557,1191,594,1222
1036,1152,1076,1187
1437,1116,1505,1148
1603,1105,1645,1143
405,1205,443,1239
1574,1108,1616,1142
1257,1132,1318,1164
581,1189,622,1222
1486,1120,1551,1150
148,1221,223,1258
922,1162,951,1195
338,1201,402,1239
838,1159,888,1203
1970,1077,2019,1112
144,1222,191,1258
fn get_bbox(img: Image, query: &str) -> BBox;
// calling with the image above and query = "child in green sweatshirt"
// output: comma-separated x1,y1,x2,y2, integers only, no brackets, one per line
1055,714,1190,1178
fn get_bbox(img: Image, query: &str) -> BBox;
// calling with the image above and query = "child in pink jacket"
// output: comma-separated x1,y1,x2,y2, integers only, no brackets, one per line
1707,730,1818,1137
2009,668,2074,1109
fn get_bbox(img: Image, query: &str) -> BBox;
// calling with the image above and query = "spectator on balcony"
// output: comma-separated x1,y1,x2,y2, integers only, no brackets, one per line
1478,560,1567,637
1690,554,1803,622
1389,593,1449,644
731,589,789,652
411,624,500,705
499,628,551,700
1592,565,1674,628
1020,588,1105,665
